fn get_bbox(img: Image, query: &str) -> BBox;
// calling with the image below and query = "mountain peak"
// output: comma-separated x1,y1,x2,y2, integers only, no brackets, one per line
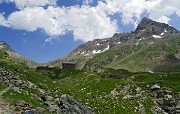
134,17,178,36
0,41,14,52
140,17,152,22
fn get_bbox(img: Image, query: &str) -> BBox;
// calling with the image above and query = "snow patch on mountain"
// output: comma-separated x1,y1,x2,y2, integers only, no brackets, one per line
136,38,145,45
92,45,110,54
152,35,162,39
84,54,90,56
97,43,103,46
160,32,164,35
102,45,110,52
140,29,145,31
81,51,86,54
93,50,101,54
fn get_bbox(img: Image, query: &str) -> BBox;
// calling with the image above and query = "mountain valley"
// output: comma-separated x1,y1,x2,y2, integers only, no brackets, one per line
0,17,180,114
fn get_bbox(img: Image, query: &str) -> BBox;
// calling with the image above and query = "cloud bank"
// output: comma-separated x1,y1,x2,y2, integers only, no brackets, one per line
0,13,9,27
3,0,57,9
0,0,180,42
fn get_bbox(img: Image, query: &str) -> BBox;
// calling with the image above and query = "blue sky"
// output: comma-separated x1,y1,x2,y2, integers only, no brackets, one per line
0,0,180,63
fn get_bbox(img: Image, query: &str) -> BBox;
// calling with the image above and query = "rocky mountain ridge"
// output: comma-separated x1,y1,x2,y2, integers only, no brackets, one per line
0,41,14,52
46,17,180,71
0,41,38,68
69,17,179,57
135,17,178,36
0,17,180,114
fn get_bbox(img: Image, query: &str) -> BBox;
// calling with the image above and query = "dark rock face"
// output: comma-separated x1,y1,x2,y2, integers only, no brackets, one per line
69,17,179,58
58,95,94,114
151,89,180,114
135,17,178,37
69,33,130,57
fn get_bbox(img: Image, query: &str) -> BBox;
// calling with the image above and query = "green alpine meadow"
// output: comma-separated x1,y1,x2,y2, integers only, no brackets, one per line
0,18,180,114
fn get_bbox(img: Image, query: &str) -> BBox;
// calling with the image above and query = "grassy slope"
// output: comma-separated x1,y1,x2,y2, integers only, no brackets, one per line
0,50,154,113
0,49,180,113
44,55,90,69
46,68,180,114
7,51,38,68
49,69,154,114
87,35,180,72
0,50,56,111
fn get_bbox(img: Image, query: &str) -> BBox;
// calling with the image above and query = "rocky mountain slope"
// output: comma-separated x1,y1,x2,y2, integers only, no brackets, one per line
0,50,95,113
0,17,180,114
0,41,38,68
0,48,179,113
45,17,180,72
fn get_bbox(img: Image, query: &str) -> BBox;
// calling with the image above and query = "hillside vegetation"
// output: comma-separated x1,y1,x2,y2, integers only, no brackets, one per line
0,49,179,113
87,34,180,72
0,18,180,114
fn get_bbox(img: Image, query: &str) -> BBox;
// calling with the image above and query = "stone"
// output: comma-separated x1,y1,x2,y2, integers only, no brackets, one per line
49,104,59,112
122,95,134,100
138,103,146,114
176,101,180,109
25,107,45,114
59,95,94,114
46,96,53,101
121,85,131,95
16,80,23,85
54,98,60,103
135,87,141,94
110,88,119,97
15,100,33,111
151,84,160,90
151,105,167,114
165,95,173,100
135,94,142,99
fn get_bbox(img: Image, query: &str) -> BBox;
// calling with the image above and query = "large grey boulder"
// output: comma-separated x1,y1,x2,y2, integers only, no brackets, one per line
58,95,94,114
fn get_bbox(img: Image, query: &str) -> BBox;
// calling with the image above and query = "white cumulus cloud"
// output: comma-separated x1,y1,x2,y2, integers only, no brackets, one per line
8,7,67,36
102,0,180,25
0,0,180,42
6,5,117,41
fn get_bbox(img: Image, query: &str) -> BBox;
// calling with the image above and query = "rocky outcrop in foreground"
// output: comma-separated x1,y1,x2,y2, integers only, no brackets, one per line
0,67,94,114
58,95,94,114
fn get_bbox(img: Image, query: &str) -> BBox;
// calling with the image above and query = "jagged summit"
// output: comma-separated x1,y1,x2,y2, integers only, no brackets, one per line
134,17,178,36
46,17,180,68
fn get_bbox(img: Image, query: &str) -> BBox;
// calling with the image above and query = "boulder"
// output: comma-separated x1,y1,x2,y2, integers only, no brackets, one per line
151,84,160,90
16,80,23,86
25,107,45,114
46,96,53,101
122,95,134,100
58,95,94,114
135,87,141,94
